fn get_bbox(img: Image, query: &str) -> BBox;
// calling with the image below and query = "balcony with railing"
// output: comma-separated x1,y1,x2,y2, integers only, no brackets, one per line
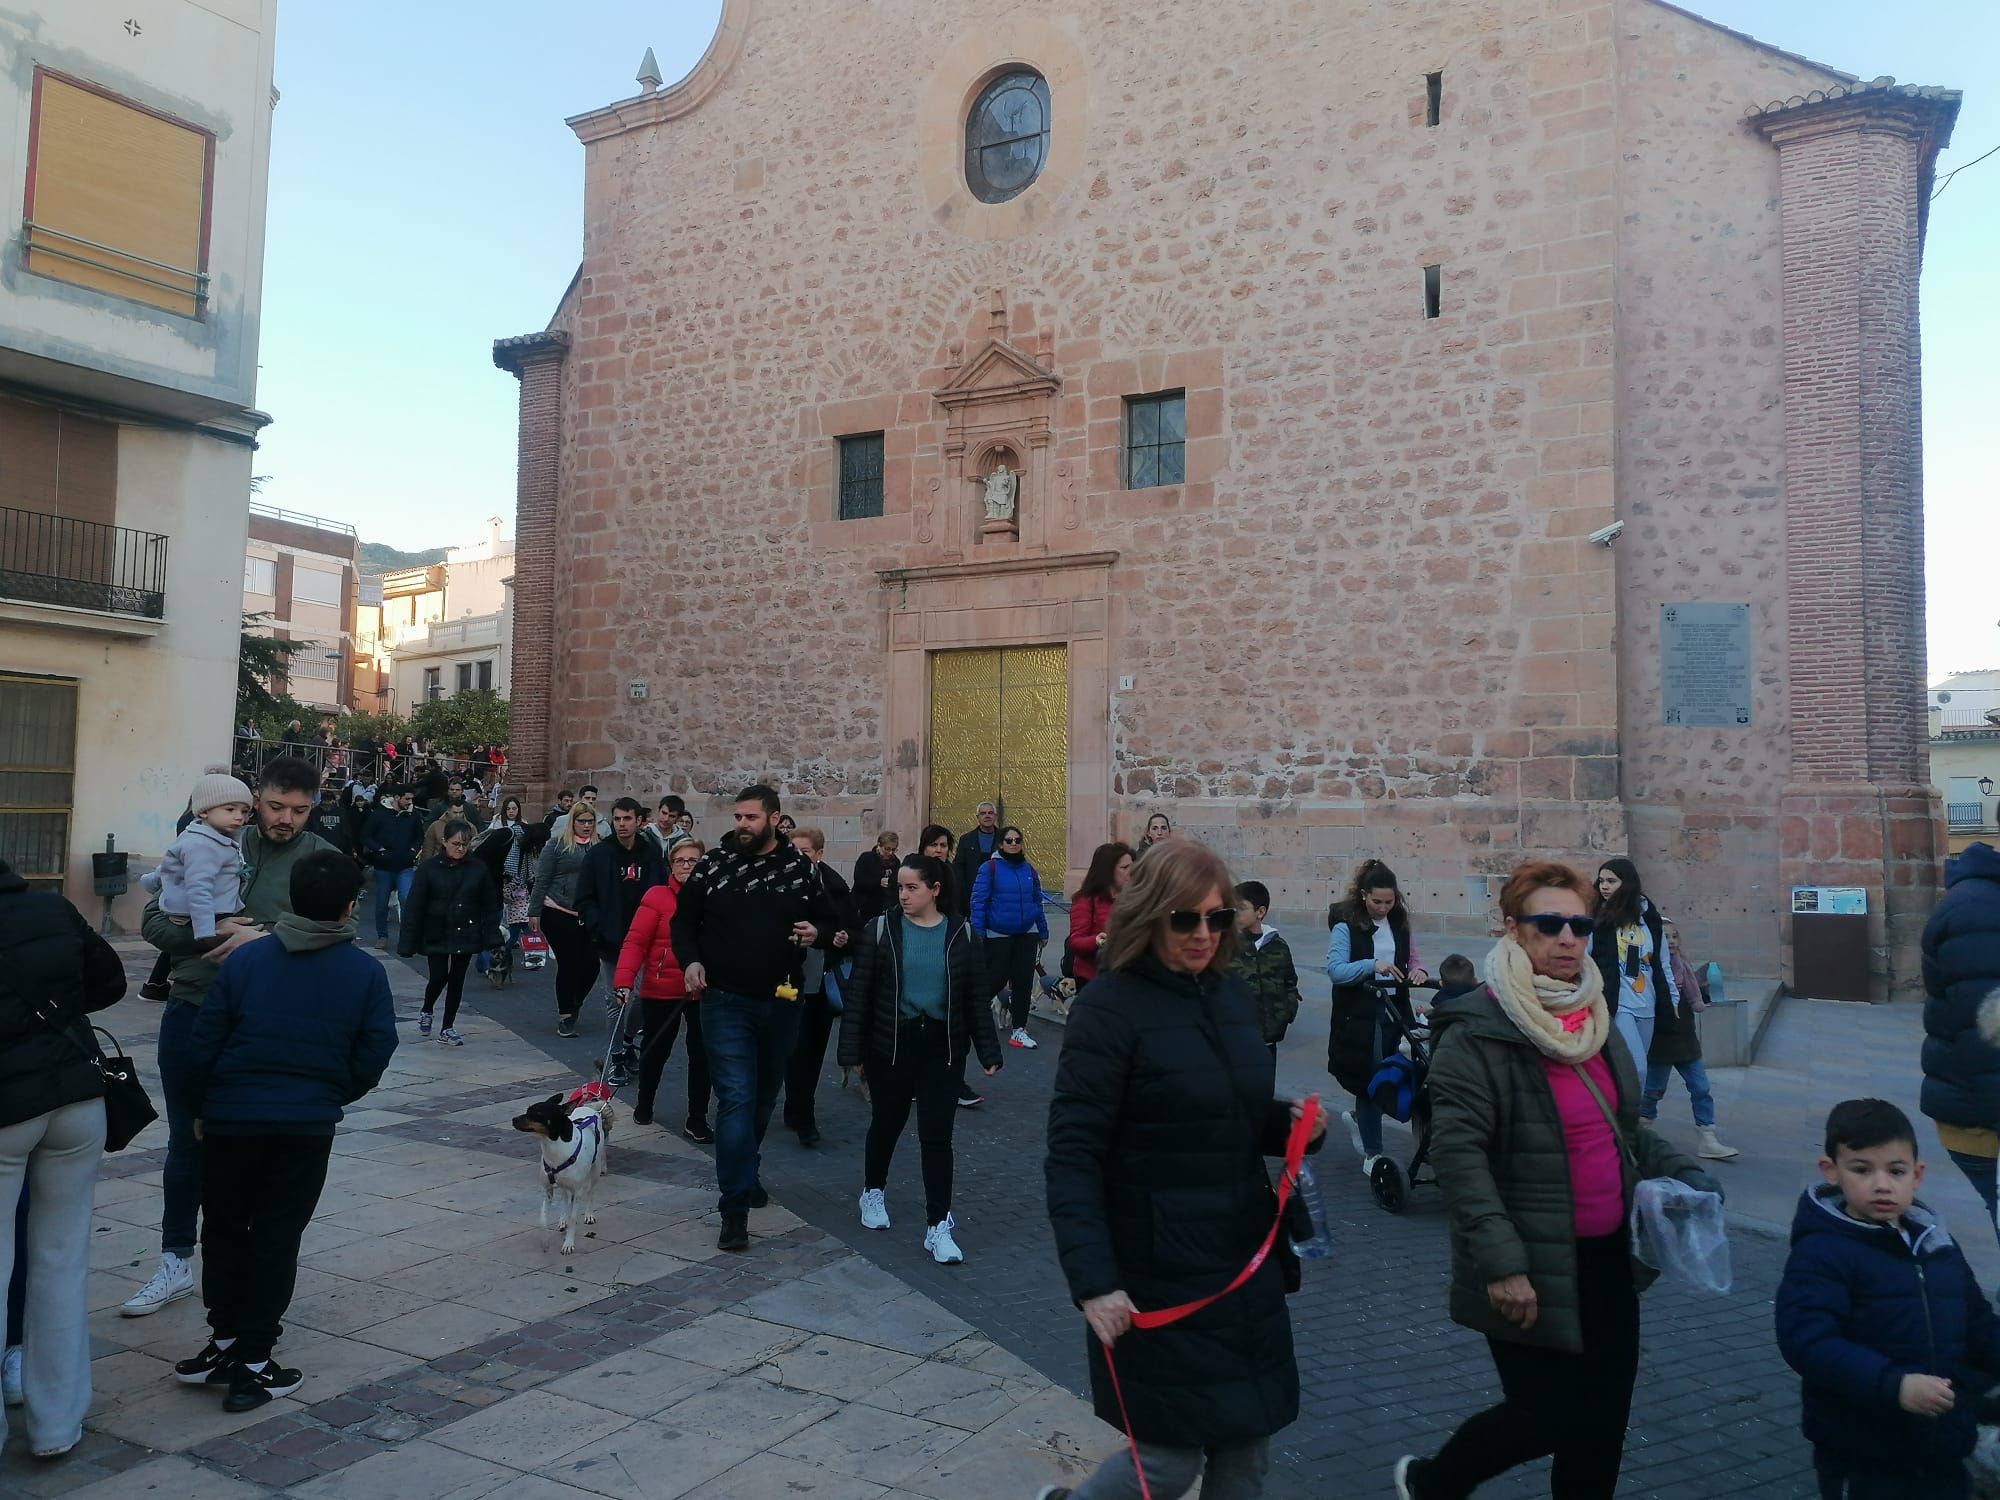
0,505,169,631
1948,802,1990,832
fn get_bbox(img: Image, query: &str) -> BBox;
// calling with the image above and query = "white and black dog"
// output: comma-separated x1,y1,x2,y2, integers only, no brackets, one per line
510,1092,615,1254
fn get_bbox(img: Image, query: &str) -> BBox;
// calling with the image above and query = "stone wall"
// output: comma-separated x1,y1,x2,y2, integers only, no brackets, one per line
498,0,1952,983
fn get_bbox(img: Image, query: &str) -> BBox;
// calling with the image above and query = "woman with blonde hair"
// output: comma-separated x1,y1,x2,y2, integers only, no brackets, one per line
1045,840,1325,1500
532,805,602,1039
1394,861,1718,1500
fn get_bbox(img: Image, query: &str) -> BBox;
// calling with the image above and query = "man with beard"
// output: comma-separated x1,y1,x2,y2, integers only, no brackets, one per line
125,756,337,1317
577,798,665,1085
672,785,843,1252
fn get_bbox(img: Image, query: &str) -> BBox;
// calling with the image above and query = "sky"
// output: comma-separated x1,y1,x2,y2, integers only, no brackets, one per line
252,2,1996,674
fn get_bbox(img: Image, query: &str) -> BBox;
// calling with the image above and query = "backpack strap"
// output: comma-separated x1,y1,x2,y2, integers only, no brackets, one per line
1568,1060,1638,1178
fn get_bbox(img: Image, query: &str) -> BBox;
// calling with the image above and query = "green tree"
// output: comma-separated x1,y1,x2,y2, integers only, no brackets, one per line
408,689,511,755
237,612,308,721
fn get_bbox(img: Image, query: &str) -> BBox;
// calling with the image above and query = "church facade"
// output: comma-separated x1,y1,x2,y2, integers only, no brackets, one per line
497,0,1959,1000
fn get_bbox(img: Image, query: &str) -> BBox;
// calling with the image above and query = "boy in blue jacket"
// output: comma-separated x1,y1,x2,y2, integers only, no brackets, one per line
172,851,398,1412
1776,1098,2000,1499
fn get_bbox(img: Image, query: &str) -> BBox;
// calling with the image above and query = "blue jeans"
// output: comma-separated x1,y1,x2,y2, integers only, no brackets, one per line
1642,1058,1715,1128
700,988,801,1216
372,867,414,940
1351,1096,1384,1157
157,1000,202,1256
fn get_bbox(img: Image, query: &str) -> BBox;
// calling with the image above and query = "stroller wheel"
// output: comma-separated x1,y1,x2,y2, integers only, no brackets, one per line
1370,1156,1410,1214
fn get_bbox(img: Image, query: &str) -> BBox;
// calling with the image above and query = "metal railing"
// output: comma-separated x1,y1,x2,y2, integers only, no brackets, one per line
249,500,357,537
0,506,169,619
1947,802,1989,831
23,220,208,310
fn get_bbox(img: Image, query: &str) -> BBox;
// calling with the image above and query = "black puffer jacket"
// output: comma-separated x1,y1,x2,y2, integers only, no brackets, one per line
1045,957,1308,1446
1921,843,2000,1129
0,863,128,1128
837,912,1001,1071
398,853,501,957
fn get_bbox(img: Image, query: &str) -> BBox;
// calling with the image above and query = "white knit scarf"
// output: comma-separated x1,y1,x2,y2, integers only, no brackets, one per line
1484,935,1610,1063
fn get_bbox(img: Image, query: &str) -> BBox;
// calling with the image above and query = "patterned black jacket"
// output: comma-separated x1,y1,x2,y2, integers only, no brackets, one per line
668,832,847,999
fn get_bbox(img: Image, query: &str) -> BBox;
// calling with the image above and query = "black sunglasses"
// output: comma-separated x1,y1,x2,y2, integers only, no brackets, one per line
1522,914,1596,938
1001,836,1023,845
1167,907,1238,935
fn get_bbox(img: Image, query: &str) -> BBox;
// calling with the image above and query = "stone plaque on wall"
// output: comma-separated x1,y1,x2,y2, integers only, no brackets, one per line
1661,603,1752,727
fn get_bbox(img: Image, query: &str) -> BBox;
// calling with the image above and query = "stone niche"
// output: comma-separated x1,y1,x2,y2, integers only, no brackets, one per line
933,338,1060,552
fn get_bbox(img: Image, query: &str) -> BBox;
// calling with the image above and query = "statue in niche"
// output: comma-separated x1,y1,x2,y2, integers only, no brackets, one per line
982,464,1018,522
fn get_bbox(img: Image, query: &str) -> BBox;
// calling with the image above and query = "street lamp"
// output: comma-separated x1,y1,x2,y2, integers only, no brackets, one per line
1981,776,1995,798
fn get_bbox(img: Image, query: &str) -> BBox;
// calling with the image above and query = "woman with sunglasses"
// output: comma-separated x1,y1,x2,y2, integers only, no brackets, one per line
970,825,1049,1050
1394,862,1717,1500
1046,840,1325,1500
1325,860,1429,1178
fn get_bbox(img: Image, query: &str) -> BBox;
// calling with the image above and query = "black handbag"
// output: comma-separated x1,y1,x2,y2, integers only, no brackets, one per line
26,992,159,1152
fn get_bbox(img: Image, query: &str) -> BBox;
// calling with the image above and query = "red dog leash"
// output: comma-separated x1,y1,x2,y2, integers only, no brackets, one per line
1097,1097,1321,1500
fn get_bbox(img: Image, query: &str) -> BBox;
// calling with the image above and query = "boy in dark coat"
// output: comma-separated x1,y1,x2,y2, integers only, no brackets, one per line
174,851,397,1413
1776,1098,2000,1499
1230,880,1301,1051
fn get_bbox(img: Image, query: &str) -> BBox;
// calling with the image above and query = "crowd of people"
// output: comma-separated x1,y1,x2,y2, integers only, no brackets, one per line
3,751,1999,1497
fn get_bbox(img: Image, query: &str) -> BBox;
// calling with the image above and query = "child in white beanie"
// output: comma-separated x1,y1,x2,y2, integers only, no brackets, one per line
141,772,254,945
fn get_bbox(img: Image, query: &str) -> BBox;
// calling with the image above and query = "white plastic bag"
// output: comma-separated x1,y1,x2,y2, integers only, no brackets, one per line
1630,1176,1732,1294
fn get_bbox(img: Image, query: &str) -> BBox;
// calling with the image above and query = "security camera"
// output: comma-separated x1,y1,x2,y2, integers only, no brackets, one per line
1588,520,1625,547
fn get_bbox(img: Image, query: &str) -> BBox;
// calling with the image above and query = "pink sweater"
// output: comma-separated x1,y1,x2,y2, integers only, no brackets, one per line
1544,1053,1624,1237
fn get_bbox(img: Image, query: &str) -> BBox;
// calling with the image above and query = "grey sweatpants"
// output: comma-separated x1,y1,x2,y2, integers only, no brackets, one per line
1071,1435,1271,1500
0,1098,106,1454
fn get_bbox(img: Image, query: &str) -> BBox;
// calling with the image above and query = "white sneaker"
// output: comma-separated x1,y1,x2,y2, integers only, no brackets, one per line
1361,1154,1384,1179
924,1215,965,1265
121,1251,195,1316
2,1345,21,1406
859,1188,891,1230
1009,1027,1038,1050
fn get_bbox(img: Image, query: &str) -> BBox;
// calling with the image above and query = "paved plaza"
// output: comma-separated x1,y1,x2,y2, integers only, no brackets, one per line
4,920,1989,1498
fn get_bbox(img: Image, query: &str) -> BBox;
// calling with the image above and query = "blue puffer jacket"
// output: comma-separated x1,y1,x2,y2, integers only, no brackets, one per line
971,853,1048,941
187,914,398,1135
1776,1184,2000,1471
1920,842,2000,1129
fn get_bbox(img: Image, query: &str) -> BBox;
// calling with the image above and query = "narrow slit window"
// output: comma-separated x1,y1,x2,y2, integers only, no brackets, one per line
837,432,885,520
1425,71,1443,127
1423,264,1443,320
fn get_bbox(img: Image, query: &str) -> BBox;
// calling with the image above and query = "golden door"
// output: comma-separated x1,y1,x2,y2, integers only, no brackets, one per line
929,646,1069,875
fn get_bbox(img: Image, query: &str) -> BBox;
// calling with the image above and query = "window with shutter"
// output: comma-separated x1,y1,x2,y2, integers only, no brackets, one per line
23,70,213,317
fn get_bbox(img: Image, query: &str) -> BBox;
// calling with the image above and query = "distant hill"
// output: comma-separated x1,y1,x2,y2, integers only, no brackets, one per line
358,541,449,574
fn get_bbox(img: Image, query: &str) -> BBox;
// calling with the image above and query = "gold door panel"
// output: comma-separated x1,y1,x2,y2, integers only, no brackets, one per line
929,646,1068,876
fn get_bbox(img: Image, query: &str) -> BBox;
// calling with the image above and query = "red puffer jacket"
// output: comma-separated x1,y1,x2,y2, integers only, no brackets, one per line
1067,893,1115,983
613,879,687,1000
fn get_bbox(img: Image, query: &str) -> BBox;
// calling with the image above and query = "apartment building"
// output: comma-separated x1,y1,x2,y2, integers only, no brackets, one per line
242,502,359,712
0,2,278,914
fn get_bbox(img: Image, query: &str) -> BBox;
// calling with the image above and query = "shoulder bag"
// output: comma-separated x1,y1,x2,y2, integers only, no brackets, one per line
19,984,158,1152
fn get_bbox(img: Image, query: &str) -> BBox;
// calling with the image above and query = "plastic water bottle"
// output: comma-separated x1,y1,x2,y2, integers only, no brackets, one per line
1291,1161,1332,1259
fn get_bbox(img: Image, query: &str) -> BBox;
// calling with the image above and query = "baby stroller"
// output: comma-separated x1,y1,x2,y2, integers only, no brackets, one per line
1346,976,1437,1214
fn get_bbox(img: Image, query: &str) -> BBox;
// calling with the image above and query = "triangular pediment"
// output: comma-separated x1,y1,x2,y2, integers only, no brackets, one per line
934,339,1061,405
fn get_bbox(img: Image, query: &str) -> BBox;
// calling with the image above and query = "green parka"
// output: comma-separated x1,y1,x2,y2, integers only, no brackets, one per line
142,823,337,1005
1426,984,1717,1353
1231,928,1303,1045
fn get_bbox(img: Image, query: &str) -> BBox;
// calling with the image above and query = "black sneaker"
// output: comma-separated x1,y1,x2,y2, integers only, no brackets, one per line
604,1067,634,1089
749,1182,770,1209
1394,1454,1433,1500
795,1125,821,1148
556,1017,578,1039
717,1214,749,1253
631,1104,654,1126
140,980,171,1003
683,1121,715,1145
222,1361,303,1412
172,1340,235,1386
